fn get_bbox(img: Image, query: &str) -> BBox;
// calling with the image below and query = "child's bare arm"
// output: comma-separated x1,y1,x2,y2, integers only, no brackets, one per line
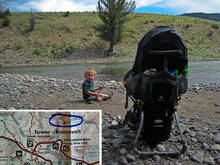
87,91,100,97
95,86,104,91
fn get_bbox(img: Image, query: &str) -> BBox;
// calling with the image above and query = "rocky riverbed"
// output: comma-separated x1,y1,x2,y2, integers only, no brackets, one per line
102,112,220,165
0,74,220,164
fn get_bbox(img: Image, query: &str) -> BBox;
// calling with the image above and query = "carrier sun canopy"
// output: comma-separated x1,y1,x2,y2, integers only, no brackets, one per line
131,26,188,75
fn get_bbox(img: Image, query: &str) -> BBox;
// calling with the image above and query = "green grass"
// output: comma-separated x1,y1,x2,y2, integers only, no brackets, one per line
0,12,219,65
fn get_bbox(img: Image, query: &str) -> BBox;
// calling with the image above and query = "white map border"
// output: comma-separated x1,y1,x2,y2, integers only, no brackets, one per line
0,109,102,165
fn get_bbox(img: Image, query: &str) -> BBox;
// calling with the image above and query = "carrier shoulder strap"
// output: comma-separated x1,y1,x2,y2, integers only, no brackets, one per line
125,91,128,109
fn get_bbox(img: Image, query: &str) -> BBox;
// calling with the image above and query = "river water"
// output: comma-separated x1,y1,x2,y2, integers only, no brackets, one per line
0,61,220,85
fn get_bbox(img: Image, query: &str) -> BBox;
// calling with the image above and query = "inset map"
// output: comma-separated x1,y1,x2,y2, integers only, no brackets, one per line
0,110,101,165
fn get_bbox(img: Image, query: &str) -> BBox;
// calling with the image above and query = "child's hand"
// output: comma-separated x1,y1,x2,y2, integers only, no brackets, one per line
99,86,104,90
97,96,102,102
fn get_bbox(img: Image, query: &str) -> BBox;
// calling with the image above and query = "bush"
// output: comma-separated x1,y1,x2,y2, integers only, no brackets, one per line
63,11,70,17
4,9,11,16
0,9,11,18
2,16,10,27
212,24,219,29
15,42,23,50
0,12,3,18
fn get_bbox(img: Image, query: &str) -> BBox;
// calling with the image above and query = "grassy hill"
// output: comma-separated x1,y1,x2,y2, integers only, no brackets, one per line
0,12,220,65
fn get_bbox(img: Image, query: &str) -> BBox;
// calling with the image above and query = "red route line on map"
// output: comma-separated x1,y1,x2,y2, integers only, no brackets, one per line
0,136,99,165
0,136,53,165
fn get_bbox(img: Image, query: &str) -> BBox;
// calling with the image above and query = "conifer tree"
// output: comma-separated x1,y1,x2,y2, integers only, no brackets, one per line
97,0,135,55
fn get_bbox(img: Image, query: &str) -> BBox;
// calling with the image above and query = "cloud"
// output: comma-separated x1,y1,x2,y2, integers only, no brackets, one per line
135,0,163,8
18,0,98,12
17,0,164,12
15,0,220,13
157,0,220,13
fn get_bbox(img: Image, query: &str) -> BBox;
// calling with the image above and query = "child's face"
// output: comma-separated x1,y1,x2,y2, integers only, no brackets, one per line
85,73,95,82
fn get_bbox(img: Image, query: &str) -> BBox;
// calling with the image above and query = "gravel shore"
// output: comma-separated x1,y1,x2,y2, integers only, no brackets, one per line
0,73,220,165
0,74,219,104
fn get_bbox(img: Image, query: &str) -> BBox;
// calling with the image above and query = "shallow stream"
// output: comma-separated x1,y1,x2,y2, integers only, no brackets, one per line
1,61,220,85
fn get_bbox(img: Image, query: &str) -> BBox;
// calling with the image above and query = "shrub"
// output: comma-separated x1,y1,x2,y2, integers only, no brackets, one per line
33,47,43,56
63,11,70,17
212,24,219,29
4,9,11,16
207,30,213,37
0,12,3,18
15,42,23,50
2,16,10,26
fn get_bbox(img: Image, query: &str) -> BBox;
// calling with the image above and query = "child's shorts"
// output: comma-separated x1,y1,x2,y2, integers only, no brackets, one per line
84,96,97,104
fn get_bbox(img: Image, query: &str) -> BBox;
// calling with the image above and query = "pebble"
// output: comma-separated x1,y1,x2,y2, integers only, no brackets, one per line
179,123,186,134
152,155,161,161
125,154,136,162
211,144,220,151
213,133,220,144
214,103,220,107
119,157,128,165
203,155,215,165
156,144,166,152
109,162,118,165
1,74,220,165
0,74,125,107
190,151,204,163
112,120,119,126
59,104,67,110
120,148,128,155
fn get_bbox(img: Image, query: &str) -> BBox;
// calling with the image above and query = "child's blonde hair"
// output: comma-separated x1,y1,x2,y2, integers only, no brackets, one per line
84,68,96,77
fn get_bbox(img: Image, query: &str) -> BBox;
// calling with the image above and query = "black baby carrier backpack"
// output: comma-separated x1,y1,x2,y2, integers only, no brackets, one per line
123,26,188,156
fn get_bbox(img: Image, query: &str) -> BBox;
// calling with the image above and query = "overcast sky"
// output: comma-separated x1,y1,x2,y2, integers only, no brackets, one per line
7,0,220,15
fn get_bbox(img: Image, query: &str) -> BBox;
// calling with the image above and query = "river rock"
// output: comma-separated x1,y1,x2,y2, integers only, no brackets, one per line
213,133,220,144
117,115,122,121
179,123,186,134
119,157,128,165
214,103,220,107
125,154,136,162
156,144,166,152
152,155,161,161
120,148,128,155
109,162,118,165
203,155,215,165
190,151,204,163
202,142,210,150
211,144,220,151
8,107,16,110
111,120,119,126
59,104,67,110
189,131,196,137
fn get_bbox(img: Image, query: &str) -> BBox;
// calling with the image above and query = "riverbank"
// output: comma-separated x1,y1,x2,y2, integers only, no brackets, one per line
0,74,220,164
1,54,220,68
0,73,220,119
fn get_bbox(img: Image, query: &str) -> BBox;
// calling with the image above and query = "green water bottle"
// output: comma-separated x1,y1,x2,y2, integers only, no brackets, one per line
174,70,179,77
183,68,189,77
